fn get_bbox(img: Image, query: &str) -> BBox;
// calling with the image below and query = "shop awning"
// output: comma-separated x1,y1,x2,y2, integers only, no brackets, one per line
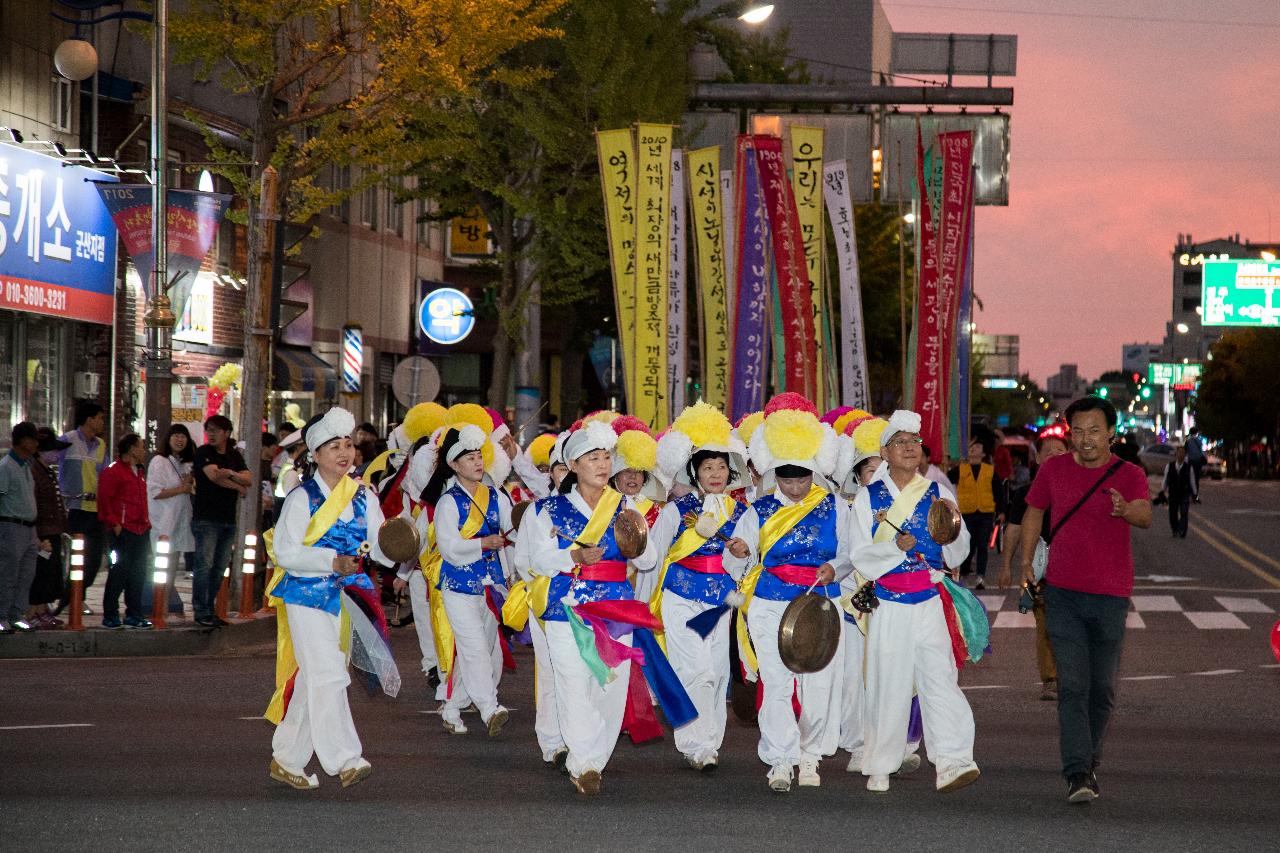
273,347,337,398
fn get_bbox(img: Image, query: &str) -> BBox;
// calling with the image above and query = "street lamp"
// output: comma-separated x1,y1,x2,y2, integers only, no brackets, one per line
1175,322,1190,334
739,4,775,24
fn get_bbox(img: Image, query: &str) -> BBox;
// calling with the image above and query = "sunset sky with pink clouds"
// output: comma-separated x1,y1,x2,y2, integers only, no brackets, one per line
882,1,1280,384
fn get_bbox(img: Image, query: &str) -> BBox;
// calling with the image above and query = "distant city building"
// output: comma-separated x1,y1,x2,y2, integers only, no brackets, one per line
1046,363,1088,412
1164,233,1280,363
1122,343,1163,377
973,333,1019,377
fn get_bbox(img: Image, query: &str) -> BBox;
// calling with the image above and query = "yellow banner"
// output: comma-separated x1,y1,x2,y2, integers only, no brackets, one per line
634,123,674,430
789,126,827,407
449,205,492,256
687,146,730,410
596,129,638,405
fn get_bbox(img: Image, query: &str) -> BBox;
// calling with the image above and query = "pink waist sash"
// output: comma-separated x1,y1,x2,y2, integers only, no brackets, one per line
766,564,819,585
876,570,934,595
677,554,726,575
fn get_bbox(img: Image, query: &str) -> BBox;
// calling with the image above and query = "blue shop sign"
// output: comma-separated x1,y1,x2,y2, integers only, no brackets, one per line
419,287,475,345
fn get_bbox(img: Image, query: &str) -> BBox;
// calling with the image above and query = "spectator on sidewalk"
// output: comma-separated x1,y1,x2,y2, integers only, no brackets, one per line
148,424,196,617
192,415,250,628
97,434,154,630
28,428,71,629
1185,428,1206,494
1159,445,1198,539
949,434,1005,590
0,422,41,633
57,401,109,614
1019,395,1151,805
274,430,307,499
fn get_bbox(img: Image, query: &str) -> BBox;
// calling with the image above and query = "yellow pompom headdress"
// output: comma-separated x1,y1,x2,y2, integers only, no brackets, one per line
657,401,748,487
749,394,838,492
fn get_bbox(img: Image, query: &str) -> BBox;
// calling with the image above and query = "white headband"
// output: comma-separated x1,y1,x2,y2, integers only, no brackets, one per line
446,424,487,463
881,410,922,447
563,420,617,462
304,407,355,452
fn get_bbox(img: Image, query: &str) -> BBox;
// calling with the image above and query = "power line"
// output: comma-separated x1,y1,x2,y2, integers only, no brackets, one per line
882,2,1280,29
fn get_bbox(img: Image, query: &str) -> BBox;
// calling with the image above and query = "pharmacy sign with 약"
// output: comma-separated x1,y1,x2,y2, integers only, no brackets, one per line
418,287,475,345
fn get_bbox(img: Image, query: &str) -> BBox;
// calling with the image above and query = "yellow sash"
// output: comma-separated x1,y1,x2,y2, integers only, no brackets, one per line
871,473,931,545
362,449,395,484
648,494,732,628
527,487,622,619
632,495,655,517
264,475,360,725
736,484,829,679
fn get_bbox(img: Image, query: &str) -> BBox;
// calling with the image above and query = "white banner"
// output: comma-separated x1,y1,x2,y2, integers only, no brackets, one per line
720,169,736,331
667,149,687,417
822,159,869,409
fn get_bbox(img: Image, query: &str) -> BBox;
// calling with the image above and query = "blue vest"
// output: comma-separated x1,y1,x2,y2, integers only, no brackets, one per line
751,492,841,601
273,477,376,615
439,485,505,595
867,479,942,604
662,492,747,606
540,492,633,622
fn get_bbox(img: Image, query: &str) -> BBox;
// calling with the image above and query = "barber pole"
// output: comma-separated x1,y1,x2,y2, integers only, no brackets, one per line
342,325,363,393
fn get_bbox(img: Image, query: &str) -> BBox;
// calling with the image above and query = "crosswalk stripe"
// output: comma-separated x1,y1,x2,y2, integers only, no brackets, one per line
991,611,1035,629
1214,596,1274,614
1183,611,1250,630
1126,611,1146,629
1131,595,1181,612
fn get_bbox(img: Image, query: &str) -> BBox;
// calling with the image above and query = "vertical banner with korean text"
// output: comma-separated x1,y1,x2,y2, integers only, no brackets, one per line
822,160,869,409
667,148,687,418
937,131,975,456
753,135,817,401
596,129,638,407
721,169,736,337
729,136,771,422
688,147,730,409
789,126,826,406
911,124,943,451
634,123,673,429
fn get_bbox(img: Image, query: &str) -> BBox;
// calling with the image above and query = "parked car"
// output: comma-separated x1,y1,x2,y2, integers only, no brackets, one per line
1137,443,1176,476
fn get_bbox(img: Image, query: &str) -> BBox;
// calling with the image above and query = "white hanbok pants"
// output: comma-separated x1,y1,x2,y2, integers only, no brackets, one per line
544,618,631,777
862,596,974,777
528,614,565,761
440,588,504,720
408,571,439,673
839,617,866,757
748,597,845,768
272,603,363,776
661,591,730,759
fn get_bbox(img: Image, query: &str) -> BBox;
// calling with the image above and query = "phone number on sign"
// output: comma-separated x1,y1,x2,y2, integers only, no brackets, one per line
3,280,68,312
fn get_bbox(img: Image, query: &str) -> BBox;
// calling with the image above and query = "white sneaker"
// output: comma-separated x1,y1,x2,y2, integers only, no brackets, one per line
846,751,863,773
797,757,821,787
767,763,792,792
867,774,890,793
486,706,510,737
686,753,706,771
441,709,468,735
897,753,922,774
936,761,981,792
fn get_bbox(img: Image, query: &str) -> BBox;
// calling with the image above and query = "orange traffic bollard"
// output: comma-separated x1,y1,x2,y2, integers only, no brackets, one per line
215,566,231,621
67,534,85,632
238,533,258,619
150,536,170,629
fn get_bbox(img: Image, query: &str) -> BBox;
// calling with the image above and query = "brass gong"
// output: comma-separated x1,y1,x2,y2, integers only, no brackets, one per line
778,593,842,674
927,498,963,545
612,508,649,559
377,516,422,564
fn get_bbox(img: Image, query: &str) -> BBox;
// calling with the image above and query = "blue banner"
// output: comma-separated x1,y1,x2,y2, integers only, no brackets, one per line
729,136,771,422
0,144,118,324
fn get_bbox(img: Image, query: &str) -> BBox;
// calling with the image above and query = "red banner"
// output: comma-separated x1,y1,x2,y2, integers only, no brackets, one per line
753,135,817,400
913,126,943,450
935,131,975,420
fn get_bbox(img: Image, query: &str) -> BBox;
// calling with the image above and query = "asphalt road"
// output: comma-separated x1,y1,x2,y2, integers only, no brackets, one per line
2,477,1278,852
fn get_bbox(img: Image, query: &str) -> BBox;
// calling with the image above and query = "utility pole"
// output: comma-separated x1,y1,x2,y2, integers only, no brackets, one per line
233,166,279,610
141,0,172,452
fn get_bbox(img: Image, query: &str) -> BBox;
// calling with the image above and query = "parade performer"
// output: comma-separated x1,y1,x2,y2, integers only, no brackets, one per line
393,440,444,691
265,407,397,791
732,411,765,503
524,420,695,795
645,402,750,770
723,394,850,792
421,422,515,737
608,417,666,600
849,410,981,794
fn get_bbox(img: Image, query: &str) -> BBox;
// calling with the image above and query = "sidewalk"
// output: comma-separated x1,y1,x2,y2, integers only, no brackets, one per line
0,570,277,659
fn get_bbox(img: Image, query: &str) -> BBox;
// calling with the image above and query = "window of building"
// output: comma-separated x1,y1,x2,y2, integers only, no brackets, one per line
360,179,378,230
51,77,75,132
1182,296,1201,311
1182,269,1202,286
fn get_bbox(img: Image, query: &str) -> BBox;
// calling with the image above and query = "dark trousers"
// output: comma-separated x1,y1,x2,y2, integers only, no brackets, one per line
191,519,236,620
961,512,995,578
1168,495,1191,537
1044,584,1129,778
104,529,151,620
66,509,105,590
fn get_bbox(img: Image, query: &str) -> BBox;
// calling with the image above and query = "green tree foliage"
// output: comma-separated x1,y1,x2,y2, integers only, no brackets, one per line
1195,329,1280,443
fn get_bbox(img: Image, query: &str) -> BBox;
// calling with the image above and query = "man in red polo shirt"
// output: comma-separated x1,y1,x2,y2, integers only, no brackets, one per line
1019,395,1150,805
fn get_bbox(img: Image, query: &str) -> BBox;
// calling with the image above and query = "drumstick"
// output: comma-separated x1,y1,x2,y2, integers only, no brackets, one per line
681,511,733,543
549,526,589,549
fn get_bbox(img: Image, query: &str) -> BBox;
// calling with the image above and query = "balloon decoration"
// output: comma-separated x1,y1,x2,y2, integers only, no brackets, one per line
206,362,243,418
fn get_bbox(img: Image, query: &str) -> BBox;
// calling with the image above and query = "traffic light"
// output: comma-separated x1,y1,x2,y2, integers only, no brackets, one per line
1141,386,1151,398
1095,386,1108,398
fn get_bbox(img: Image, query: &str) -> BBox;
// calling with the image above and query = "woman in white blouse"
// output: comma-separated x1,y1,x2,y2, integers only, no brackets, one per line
147,423,196,617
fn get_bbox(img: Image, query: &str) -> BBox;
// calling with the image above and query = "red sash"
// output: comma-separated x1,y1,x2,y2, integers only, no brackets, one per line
766,564,820,585
877,569,934,595
561,560,628,582
677,554,726,575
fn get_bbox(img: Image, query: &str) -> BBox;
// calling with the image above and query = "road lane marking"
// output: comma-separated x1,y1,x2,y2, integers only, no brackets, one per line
1215,596,1273,614
1131,595,1181,612
1192,669,1243,676
959,685,1007,690
991,611,1035,628
1184,611,1250,629
1192,517,1280,587
977,594,1006,612
1126,612,1146,629
1261,664,1280,669
1122,675,1173,681
0,723,94,730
